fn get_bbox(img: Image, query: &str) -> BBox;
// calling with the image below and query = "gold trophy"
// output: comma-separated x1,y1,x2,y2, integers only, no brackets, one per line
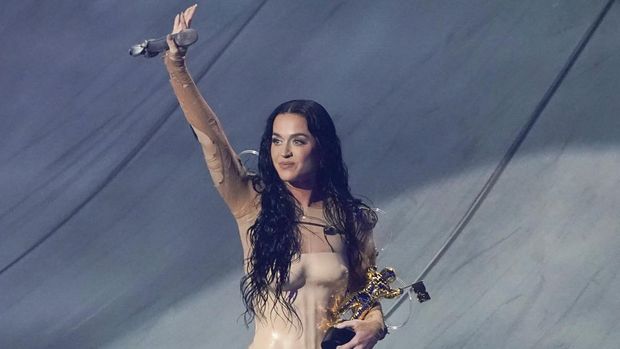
321,266,430,349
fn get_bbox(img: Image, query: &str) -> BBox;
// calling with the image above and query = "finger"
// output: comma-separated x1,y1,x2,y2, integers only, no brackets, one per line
166,34,178,53
178,12,186,31
184,4,197,27
334,320,359,329
180,13,188,30
336,340,358,349
172,13,181,33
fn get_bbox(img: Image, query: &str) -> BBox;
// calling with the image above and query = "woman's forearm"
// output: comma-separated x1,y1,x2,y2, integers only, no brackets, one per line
164,54,228,145
364,303,388,340
163,53,256,218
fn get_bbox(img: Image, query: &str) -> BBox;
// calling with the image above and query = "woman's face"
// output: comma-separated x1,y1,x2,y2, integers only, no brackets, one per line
271,113,319,187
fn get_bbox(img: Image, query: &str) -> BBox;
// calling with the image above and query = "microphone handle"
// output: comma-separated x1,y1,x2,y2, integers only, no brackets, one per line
147,28,198,52
130,28,198,57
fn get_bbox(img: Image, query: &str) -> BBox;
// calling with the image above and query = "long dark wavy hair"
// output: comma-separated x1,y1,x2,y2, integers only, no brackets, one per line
240,100,377,327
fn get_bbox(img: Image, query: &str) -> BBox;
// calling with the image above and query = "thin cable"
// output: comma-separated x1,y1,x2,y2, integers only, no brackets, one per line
385,0,615,319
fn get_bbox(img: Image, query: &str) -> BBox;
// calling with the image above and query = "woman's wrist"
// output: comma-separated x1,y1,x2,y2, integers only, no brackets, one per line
363,317,388,341
375,323,388,341
163,53,193,85
164,51,186,67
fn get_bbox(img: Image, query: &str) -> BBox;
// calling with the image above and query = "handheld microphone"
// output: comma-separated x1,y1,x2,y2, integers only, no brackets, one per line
129,28,198,58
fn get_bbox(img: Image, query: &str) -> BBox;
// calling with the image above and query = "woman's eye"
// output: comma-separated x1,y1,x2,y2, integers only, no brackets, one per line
271,138,282,145
293,139,306,145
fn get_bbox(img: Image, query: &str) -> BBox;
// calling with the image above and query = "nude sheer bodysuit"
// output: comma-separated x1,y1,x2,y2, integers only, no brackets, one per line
165,56,350,348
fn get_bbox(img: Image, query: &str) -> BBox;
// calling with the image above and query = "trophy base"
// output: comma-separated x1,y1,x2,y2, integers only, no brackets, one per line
321,327,355,349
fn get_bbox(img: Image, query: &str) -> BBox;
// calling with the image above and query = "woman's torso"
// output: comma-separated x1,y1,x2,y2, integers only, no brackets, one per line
238,203,350,349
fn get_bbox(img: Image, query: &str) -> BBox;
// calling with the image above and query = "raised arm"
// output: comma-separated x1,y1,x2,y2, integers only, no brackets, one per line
164,5,257,219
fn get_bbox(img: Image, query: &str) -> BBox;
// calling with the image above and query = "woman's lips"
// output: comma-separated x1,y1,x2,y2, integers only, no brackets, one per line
279,162,295,169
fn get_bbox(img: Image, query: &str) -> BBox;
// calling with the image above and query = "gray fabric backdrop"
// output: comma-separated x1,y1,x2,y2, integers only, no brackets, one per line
1,0,618,348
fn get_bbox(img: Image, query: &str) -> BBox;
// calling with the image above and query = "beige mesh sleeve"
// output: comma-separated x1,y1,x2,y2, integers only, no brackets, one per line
164,54,257,219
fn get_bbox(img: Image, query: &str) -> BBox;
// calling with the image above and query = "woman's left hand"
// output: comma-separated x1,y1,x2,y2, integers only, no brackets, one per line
166,4,197,61
334,319,385,349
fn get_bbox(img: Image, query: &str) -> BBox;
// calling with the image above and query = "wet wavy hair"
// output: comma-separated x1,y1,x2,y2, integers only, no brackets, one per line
240,99,378,327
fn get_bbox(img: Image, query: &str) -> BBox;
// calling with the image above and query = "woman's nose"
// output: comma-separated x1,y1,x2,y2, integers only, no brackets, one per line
281,143,292,157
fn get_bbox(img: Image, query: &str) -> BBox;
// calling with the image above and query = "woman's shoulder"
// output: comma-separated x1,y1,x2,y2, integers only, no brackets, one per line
352,202,378,231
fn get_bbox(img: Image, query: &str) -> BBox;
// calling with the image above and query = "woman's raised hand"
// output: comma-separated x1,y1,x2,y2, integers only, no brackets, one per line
166,4,198,61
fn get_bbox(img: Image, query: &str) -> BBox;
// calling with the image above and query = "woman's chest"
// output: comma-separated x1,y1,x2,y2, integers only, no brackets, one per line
284,252,349,291
298,204,346,254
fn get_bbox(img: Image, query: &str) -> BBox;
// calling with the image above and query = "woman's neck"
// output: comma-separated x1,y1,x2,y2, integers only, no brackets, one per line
285,181,322,209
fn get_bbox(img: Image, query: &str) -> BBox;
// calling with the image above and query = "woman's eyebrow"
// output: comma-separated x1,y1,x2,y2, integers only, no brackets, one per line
272,132,310,138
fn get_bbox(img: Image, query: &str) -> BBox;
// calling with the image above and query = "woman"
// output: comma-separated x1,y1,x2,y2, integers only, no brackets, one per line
164,5,387,348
